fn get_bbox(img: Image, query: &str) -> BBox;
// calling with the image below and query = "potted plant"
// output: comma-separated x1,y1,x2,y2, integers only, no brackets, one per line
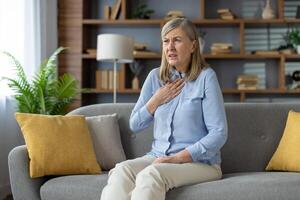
132,3,154,19
286,28,300,54
1,47,79,115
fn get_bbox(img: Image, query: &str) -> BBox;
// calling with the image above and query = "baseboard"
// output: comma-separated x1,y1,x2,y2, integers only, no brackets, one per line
0,184,11,200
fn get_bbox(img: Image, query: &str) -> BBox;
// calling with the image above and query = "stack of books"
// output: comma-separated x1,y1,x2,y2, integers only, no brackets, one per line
217,8,235,20
243,64,266,89
252,50,280,56
211,43,233,54
164,10,185,20
96,69,121,90
104,0,122,20
236,75,258,90
133,41,160,57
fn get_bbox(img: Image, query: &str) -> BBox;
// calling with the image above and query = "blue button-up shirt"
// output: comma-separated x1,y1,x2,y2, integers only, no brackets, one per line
129,67,228,165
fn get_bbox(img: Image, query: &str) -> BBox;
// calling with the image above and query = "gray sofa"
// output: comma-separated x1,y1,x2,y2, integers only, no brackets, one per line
8,103,300,200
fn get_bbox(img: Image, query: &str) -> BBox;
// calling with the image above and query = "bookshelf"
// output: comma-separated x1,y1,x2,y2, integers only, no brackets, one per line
58,0,300,107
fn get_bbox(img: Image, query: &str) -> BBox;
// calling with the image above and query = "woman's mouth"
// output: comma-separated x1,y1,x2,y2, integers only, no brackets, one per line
168,54,177,59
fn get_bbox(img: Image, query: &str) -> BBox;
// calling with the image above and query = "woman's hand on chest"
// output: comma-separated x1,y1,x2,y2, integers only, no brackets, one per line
146,78,185,114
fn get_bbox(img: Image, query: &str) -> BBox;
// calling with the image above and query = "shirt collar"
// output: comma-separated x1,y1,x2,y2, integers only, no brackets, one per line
170,67,186,80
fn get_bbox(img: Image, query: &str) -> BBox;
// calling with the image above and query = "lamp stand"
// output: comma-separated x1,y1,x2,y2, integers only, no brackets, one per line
113,60,117,103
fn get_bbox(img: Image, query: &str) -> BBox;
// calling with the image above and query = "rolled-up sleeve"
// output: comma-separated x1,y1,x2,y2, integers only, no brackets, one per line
129,69,156,133
186,69,228,162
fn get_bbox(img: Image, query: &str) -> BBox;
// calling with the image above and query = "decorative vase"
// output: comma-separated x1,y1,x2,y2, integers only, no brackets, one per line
132,76,139,90
262,0,275,19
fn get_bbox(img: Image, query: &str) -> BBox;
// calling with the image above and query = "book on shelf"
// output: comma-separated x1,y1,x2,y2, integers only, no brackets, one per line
133,50,160,57
236,74,258,82
96,69,120,90
104,5,111,20
279,49,295,55
217,8,236,20
212,43,233,47
96,70,102,89
119,65,125,90
211,46,231,50
237,85,258,90
111,0,122,20
108,70,119,90
108,70,114,90
221,15,235,20
236,79,258,85
217,8,231,14
211,49,232,54
252,50,280,55
101,70,108,89
236,74,258,90
164,10,185,20
243,64,266,89
85,49,97,55
211,43,233,54
134,42,148,51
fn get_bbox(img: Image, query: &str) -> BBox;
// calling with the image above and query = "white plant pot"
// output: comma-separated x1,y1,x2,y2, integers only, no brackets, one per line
297,46,300,54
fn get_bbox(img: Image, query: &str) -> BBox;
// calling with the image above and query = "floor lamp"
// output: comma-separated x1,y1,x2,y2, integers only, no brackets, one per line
97,34,134,103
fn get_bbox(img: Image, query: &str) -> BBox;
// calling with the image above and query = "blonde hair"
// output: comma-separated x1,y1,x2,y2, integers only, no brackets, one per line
159,18,208,83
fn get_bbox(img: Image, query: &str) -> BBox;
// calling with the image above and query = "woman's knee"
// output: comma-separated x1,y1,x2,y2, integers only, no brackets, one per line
135,165,165,186
109,162,132,177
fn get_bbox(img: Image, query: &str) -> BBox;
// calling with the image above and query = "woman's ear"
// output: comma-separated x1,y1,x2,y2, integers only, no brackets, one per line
191,40,196,53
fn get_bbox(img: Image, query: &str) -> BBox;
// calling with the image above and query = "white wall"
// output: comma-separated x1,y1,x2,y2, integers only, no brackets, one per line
0,0,57,198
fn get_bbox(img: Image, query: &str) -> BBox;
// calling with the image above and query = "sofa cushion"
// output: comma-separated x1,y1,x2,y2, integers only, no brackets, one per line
86,114,126,170
40,173,108,200
167,172,300,200
40,172,300,200
266,110,300,172
15,113,100,178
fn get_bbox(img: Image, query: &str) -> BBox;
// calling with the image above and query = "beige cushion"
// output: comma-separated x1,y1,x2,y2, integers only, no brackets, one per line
86,113,126,170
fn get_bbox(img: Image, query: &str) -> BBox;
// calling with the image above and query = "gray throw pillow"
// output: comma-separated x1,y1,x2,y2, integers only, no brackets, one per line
86,113,126,170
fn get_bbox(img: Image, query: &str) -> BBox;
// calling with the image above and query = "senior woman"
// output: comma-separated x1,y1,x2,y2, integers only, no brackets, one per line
100,17,228,200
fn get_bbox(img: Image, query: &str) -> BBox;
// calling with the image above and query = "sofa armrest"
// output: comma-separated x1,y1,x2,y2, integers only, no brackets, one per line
8,145,48,200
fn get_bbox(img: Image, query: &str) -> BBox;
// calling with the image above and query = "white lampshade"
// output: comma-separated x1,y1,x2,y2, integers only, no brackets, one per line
97,34,134,63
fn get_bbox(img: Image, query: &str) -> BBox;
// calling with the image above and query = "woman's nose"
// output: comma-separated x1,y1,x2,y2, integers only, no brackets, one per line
168,41,175,50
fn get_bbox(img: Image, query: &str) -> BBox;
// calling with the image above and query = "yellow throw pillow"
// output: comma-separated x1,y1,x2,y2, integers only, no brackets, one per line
266,110,300,172
15,112,101,178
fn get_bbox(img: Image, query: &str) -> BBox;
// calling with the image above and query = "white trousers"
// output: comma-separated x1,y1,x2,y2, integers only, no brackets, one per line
100,155,222,200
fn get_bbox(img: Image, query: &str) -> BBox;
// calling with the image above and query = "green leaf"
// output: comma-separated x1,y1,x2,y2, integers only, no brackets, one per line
1,47,78,115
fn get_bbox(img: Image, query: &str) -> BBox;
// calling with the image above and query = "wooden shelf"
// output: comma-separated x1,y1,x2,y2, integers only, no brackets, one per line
84,88,300,95
82,19,162,25
59,0,300,107
203,54,300,59
82,54,161,59
82,54,96,59
284,54,300,60
82,88,141,94
243,18,300,24
223,89,300,94
192,19,241,26
84,53,300,60
82,18,300,26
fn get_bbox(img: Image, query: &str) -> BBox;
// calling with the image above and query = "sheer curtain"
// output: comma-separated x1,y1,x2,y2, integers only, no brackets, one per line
0,0,51,198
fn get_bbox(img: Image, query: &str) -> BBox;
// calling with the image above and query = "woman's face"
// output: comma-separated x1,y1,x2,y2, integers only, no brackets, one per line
162,27,195,71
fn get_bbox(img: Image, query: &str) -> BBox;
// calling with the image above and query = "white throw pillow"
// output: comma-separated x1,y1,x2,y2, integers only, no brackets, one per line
86,113,126,170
